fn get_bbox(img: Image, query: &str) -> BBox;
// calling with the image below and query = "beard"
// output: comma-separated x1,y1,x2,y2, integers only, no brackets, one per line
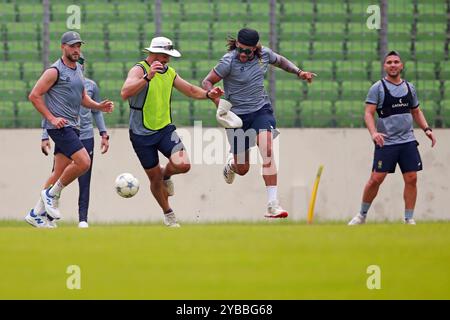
66,53,79,62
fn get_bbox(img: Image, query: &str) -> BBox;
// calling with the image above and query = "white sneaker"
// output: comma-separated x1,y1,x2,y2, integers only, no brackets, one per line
348,214,366,225
41,188,61,219
24,209,48,228
47,216,58,228
265,200,289,218
163,178,174,196
223,154,235,184
164,211,180,227
78,221,89,228
404,218,416,225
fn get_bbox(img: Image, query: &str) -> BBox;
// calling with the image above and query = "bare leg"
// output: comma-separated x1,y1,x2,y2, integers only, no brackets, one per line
58,148,91,186
257,131,276,186
403,171,417,210
161,150,191,178
145,165,170,212
362,171,388,203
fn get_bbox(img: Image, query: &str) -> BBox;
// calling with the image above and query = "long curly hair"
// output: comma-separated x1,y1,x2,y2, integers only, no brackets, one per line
226,37,262,59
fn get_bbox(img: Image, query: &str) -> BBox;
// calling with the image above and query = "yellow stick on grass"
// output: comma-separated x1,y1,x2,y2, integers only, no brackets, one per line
307,165,324,224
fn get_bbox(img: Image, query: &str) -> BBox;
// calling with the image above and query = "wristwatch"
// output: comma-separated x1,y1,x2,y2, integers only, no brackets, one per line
143,73,150,82
101,133,110,140
424,127,432,133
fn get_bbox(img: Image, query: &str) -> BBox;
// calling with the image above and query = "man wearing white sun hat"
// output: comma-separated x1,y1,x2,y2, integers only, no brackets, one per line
121,36,224,227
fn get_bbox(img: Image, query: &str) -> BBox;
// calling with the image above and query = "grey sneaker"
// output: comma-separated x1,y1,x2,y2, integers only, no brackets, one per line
163,178,174,196
348,214,366,225
164,211,180,227
404,218,416,225
265,200,289,218
223,154,235,184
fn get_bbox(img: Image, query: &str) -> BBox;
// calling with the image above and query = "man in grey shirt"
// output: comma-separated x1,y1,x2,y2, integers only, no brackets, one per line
40,54,110,228
202,28,316,219
348,51,436,226
25,31,114,228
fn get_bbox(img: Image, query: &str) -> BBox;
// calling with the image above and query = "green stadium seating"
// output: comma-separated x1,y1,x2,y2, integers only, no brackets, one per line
335,61,369,81
346,23,378,42
299,60,334,81
341,81,372,101
16,101,41,127
91,62,125,80
275,100,299,127
314,22,346,41
182,1,215,22
416,22,447,41
0,80,28,101
307,81,339,101
312,41,344,60
192,99,216,127
415,80,441,102
1,0,448,129
334,100,365,128
23,62,44,82
0,101,16,128
441,100,450,127
299,100,333,127
0,62,21,80
98,79,123,102
171,101,191,127
103,101,128,128
0,3,16,23
346,41,378,60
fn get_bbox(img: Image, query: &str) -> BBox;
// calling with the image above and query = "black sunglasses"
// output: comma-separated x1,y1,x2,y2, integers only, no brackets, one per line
153,45,174,50
236,46,253,55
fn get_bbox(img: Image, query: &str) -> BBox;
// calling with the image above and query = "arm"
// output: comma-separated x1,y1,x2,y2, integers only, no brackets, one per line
201,69,223,106
364,103,386,147
411,107,436,147
81,89,114,112
121,61,165,100
41,128,51,156
28,68,67,129
92,111,109,154
174,74,223,100
272,53,317,83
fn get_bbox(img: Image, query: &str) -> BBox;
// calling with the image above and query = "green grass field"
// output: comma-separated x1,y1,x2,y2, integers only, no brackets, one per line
0,221,449,299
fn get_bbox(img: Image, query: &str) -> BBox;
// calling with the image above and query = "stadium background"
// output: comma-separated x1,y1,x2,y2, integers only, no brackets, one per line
0,0,448,129
0,0,449,223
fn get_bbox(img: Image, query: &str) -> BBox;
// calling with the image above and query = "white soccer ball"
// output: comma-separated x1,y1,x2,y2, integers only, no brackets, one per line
115,173,139,198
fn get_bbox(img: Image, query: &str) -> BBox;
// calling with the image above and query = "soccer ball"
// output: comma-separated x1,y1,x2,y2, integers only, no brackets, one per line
115,173,139,198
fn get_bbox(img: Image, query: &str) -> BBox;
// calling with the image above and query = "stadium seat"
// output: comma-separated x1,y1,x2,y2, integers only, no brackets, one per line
299,100,333,127
315,3,347,23
212,21,246,42
280,1,314,22
346,41,378,60
341,81,372,101
275,100,299,127
0,101,16,128
82,22,106,42
104,101,128,128
192,99,217,127
441,100,450,127
314,22,346,41
16,101,41,128
107,40,141,62
276,80,306,102
442,81,450,100
415,62,437,80
91,62,125,81
216,2,250,22
170,60,195,79
178,21,211,41
84,2,117,23
416,22,447,41
299,60,334,81
116,3,150,22
18,3,43,22
6,22,40,41
307,81,339,101
171,101,192,127
98,79,123,103
334,100,365,128
0,80,28,102
0,3,16,23
312,41,344,60
23,62,45,82
440,61,450,80
182,1,215,22
0,62,22,80
346,23,378,42
415,40,446,61
279,22,312,41
335,61,369,81
419,101,439,127
415,80,441,102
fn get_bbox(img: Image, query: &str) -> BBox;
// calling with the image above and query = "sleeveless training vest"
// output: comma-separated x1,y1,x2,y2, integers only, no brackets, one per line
377,79,414,119
132,60,176,131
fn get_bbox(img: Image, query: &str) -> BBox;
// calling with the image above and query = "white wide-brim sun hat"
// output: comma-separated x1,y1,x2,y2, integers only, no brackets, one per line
143,36,181,57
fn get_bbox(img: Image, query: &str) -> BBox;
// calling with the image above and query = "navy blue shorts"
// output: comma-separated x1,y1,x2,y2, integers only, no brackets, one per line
130,125,185,170
47,127,84,158
226,104,278,155
372,141,423,173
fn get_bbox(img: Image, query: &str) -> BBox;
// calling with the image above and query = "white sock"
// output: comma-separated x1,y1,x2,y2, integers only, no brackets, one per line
49,180,65,197
33,197,45,215
266,186,277,203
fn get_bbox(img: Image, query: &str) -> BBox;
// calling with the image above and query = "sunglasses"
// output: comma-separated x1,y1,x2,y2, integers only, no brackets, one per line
153,45,174,50
236,46,253,55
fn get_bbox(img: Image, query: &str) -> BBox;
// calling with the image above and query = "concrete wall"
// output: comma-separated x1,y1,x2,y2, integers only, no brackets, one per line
0,128,448,223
